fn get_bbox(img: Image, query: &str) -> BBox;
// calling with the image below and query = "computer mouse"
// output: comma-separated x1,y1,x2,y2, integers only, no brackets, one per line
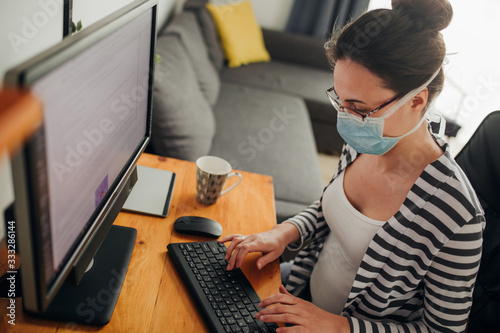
173,216,223,238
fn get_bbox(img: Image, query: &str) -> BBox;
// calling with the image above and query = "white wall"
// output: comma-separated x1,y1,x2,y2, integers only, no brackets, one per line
250,0,293,31
0,0,177,80
0,0,64,244
72,0,135,28
72,0,177,35
0,0,63,83
71,0,292,34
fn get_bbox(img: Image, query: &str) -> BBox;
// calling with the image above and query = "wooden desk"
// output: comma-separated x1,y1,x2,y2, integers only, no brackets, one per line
0,154,280,332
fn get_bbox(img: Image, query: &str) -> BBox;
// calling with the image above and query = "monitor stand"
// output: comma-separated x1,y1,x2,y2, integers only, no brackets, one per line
27,225,136,326
121,165,176,217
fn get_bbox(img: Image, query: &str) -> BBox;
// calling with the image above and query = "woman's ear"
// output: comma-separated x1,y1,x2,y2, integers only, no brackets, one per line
411,88,429,113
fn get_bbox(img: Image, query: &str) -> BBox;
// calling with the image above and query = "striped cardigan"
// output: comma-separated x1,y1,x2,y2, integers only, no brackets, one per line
285,135,485,332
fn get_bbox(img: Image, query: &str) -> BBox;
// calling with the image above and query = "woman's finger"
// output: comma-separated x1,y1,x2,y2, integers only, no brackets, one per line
274,326,300,333
258,292,296,308
256,304,305,327
233,238,256,268
259,312,303,326
218,234,239,243
224,234,245,259
226,236,249,269
256,249,280,270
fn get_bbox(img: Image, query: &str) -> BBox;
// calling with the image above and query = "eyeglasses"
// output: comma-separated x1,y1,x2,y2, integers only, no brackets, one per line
326,86,400,120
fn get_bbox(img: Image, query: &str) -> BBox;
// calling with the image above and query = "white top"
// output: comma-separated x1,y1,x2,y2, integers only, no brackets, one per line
310,170,386,314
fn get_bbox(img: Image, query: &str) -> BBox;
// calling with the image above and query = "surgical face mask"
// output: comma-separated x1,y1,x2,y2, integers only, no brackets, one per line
335,68,440,155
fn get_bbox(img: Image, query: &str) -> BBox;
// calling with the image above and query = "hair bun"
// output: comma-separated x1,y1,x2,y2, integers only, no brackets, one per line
391,0,453,31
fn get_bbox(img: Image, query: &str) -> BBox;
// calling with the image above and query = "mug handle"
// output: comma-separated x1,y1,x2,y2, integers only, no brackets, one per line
221,172,242,195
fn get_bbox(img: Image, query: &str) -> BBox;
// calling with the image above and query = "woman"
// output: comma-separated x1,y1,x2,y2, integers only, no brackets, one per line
220,0,485,331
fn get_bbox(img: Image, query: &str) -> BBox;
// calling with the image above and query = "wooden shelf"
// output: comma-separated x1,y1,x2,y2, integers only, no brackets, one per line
0,89,43,157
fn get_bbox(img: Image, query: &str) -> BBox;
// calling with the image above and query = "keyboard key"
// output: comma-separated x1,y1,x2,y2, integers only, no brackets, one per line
248,323,260,333
201,243,210,252
167,241,278,332
209,242,220,254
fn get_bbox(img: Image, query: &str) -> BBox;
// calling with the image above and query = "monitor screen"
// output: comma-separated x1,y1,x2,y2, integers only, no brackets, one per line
5,0,157,324
33,0,150,289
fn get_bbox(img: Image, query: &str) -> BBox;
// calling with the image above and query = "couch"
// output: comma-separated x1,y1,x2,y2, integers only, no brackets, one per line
149,1,340,222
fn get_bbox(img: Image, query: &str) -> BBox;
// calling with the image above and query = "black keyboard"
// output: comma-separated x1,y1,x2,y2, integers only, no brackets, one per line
167,241,279,333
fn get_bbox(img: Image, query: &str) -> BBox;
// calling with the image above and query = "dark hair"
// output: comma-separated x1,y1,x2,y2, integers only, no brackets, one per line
326,0,453,108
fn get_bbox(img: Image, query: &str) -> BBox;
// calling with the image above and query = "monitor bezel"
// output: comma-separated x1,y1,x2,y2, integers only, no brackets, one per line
6,0,157,313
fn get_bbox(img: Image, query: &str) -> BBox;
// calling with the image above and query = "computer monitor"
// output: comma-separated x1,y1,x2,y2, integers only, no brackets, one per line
4,0,163,325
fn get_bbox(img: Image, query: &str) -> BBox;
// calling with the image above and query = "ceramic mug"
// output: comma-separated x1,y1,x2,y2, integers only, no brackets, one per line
196,156,242,205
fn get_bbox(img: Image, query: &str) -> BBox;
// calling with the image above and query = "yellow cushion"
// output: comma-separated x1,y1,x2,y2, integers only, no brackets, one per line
206,1,270,68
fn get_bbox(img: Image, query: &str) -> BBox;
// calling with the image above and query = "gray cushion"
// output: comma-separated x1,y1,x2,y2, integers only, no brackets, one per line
184,0,225,72
162,12,220,106
221,60,344,154
209,83,323,210
151,34,215,161
221,60,332,105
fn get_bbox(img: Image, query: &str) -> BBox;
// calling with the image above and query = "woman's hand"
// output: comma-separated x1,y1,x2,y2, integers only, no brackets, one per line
219,223,300,271
256,285,350,333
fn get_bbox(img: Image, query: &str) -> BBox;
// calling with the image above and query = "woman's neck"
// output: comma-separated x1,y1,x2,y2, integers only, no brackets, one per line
371,122,443,176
